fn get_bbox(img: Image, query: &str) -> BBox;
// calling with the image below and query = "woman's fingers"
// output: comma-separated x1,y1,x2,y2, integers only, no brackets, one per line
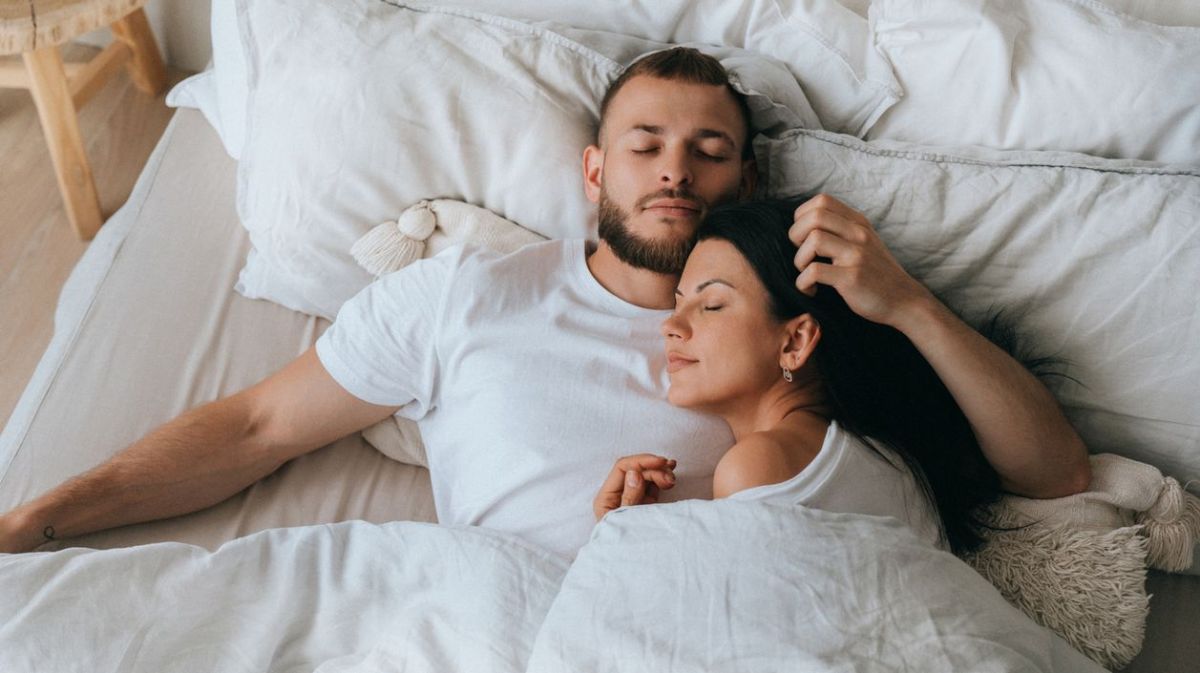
598,455,677,517
621,470,644,506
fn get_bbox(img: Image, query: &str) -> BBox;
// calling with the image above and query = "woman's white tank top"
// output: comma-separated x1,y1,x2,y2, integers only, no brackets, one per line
726,419,946,550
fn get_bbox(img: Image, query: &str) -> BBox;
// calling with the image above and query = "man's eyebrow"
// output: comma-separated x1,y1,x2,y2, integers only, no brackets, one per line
695,129,736,146
628,126,735,146
675,279,736,296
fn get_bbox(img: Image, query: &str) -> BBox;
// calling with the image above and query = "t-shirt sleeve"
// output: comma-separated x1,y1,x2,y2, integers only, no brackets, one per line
315,245,467,419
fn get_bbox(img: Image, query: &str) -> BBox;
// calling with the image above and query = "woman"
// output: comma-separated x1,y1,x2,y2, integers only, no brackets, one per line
593,199,1004,554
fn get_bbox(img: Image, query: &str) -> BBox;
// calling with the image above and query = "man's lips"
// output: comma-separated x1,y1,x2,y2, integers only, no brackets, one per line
666,352,698,373
644,199,702,218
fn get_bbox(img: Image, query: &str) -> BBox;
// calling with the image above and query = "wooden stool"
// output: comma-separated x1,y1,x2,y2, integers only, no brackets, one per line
1,0,167,240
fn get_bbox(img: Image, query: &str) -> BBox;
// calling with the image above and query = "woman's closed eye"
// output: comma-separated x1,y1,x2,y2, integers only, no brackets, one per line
703,305,724,312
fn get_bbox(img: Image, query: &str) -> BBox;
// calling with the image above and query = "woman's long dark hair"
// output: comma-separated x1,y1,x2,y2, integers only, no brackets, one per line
697,199,1003,554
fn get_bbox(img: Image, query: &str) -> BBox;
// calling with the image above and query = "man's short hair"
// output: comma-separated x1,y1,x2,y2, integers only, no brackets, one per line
597,47,754,160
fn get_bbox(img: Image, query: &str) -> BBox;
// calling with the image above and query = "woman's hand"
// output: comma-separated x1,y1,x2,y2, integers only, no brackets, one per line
790,194,936,330
593,454,677,521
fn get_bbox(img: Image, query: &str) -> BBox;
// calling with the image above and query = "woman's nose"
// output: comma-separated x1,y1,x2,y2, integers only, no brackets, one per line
661,313,689,339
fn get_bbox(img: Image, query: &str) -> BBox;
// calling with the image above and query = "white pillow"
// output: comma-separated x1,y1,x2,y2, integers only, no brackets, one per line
233,0,820,319
866,0,1200,164
431,0,900,136
184,0,899,158
163,0,246,159
756,129,1200,483
528,500,1105,672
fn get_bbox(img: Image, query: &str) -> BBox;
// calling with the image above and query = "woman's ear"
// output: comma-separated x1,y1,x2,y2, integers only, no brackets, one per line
583,144,604,203
779,313,821,372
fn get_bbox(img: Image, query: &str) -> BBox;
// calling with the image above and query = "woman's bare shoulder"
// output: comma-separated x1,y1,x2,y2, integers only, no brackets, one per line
712,416,828,499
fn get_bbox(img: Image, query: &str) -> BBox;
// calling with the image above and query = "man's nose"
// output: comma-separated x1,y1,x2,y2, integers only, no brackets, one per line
658,147,693,187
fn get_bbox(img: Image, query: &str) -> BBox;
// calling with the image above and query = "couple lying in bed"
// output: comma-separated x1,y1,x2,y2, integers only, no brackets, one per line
0,48,1091,558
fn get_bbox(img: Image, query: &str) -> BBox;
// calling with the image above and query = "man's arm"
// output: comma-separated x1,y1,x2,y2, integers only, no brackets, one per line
0,348,399,553
789,195,1091,499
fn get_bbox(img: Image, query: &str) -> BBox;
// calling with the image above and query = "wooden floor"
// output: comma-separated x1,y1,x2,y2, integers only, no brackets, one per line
0,44,189,431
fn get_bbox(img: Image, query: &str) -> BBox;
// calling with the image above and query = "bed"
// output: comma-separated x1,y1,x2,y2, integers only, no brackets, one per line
2,1,1198,671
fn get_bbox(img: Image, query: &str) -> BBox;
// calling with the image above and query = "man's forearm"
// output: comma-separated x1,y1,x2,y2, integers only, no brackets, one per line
0,395,285,553
896,298,1091,498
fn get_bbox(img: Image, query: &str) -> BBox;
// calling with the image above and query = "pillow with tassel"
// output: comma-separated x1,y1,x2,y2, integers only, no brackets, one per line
350,200,546,466
965,453,1200,670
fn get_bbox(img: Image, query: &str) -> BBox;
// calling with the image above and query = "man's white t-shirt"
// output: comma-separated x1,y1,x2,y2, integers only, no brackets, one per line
315,239,733,559
728,419,946,549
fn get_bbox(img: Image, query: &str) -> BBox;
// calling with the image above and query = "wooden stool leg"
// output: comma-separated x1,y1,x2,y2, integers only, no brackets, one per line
22,47,104,241
110,8,167,95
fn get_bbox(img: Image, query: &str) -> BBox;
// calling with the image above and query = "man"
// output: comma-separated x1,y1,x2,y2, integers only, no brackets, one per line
0,48,1090,557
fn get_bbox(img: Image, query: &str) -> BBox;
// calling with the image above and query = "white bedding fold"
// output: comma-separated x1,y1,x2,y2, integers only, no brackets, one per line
0,522,568,673
2,504,1108,673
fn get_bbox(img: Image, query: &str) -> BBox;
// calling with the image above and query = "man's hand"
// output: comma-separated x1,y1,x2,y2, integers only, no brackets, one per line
790,194,935,329
594,455,677,521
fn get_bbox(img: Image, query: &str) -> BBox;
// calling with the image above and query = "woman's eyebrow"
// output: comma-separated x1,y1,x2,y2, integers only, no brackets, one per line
675,279,737,296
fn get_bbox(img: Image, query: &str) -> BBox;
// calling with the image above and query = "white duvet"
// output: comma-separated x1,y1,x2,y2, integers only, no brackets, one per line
1,504,1103,673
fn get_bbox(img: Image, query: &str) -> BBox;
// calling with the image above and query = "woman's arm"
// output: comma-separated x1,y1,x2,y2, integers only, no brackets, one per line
789,195,1090,499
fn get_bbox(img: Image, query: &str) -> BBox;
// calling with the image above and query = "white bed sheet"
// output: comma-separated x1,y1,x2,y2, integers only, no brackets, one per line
0,108,436,552
1,106,1197,671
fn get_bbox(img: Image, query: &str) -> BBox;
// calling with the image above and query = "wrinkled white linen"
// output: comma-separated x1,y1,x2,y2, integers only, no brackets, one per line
0,522,567,673
530,500,1105,672
1,505,1106,673
867,0,1200,164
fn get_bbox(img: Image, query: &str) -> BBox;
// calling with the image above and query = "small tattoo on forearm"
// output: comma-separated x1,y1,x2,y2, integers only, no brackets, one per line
43,525,56,541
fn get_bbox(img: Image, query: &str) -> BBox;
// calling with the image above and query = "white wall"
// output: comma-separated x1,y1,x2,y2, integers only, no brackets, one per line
77,0,212,72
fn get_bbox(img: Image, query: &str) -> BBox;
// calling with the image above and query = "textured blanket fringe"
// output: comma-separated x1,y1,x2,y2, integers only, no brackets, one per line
1135,478,1200,572
351,201,437,276
966,521,1149,670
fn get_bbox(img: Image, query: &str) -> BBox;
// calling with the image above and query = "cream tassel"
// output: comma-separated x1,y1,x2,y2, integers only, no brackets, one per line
1135,477,1200,572
350,201,437,276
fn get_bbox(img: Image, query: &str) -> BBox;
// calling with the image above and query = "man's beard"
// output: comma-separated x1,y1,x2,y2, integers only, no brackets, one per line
597,188,699,275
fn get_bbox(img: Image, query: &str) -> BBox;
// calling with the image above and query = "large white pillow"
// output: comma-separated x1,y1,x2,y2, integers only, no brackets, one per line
433,0,900,137
528,500,1105,672
176,0,899,160
756,129,1200,483
233,0,820,319
866,0,1200,164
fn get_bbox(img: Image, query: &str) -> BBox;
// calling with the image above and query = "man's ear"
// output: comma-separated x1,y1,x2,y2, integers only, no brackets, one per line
780,313,821,372
738,158,758,200
583,144,604,204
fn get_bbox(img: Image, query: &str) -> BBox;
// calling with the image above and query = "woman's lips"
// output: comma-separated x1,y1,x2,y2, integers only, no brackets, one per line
666,353,698,373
